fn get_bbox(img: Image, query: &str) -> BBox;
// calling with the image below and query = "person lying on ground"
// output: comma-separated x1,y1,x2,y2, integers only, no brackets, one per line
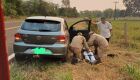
83,49,97,65
69,32,90,64
88,31,109,63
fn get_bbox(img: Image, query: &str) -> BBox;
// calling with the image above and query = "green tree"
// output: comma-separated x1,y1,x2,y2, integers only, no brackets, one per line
72,7,79,17
92,10,103,18
14,0,24,15
58,7,79,17
119,10,126,17
103,8,113,18
4,0,23,17
80,10,103,18
123,0,140,16
62,0,70,8
3,0,78,17
21,0,59,16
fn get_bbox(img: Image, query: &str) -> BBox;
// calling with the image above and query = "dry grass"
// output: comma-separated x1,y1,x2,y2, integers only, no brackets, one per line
122,64,140,80
10,44,140,80
5,16,26,22
111,20,140,53
10,18,140,80
71,45,140,80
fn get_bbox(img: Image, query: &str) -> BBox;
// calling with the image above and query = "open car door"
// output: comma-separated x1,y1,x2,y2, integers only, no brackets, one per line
69,19,91,42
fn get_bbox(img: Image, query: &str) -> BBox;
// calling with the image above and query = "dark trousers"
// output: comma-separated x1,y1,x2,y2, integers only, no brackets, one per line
106,38,110,42
93,41,101,62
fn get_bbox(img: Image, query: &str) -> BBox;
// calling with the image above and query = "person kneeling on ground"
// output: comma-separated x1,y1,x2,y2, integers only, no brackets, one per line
88,31,109,63
69,32,89,64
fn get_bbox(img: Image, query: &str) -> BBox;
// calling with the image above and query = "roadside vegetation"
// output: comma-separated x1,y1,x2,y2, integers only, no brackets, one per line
10,18,140,80
111,20,140,52
5,0,140,79
122,65,140,80
10,62,73,80
3,0,79,18
3,0,140,19
5,16,26,22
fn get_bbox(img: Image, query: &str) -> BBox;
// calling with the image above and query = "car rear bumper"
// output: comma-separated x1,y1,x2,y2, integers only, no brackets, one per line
13,42,68,57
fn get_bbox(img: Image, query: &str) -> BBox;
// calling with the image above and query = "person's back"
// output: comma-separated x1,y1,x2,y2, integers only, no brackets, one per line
88,32,109,63
70,32,89,64
92,33,108,49
70,35,84,50
88,33,108,49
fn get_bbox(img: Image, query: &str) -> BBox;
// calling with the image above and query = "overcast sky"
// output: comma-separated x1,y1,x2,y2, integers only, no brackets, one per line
45,0,126,11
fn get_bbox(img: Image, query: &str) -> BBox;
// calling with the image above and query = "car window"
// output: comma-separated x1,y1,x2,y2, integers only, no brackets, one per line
72,21,89,30
21,20,61,32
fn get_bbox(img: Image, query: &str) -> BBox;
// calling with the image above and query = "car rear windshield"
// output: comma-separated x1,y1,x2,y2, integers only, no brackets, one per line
21,19,61,32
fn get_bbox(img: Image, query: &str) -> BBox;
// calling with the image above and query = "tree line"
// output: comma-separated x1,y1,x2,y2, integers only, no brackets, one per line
3,0,140,18
80,9,126,19
3,0,79,17
123,0,140,16
80,0,140,18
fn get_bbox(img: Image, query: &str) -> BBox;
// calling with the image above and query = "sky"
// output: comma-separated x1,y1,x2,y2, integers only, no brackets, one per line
45,0,126,11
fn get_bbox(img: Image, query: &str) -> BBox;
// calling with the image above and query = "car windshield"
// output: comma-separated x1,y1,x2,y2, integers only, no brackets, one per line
21,19,61,32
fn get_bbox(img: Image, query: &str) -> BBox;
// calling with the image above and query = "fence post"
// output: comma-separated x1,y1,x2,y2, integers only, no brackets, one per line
124,22,128,44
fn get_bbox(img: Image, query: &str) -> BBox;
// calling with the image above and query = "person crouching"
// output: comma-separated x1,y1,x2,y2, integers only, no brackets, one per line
88,31,109,63
69,32,89,64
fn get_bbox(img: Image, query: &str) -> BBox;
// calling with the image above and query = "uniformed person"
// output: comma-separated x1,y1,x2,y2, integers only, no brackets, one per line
70,32,89,63
88,31,109,63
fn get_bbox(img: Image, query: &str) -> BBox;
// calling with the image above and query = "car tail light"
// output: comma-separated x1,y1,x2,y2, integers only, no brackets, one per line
56,35,66,43
15,33,22,41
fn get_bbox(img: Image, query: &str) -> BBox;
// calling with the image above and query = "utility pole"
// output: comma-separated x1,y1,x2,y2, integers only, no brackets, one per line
114,1,119,20
0,0,10,80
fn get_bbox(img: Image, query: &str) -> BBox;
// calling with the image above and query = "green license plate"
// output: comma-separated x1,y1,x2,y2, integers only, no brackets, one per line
32,48,52,55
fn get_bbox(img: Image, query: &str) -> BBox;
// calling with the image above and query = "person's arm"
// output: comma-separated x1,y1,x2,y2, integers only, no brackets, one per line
108,22,112,33
83,37,90,51
96,22,100,34
87,34,96,46
110,29,112,33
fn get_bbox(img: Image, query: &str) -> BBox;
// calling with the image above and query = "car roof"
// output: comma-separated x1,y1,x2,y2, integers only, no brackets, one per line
26,16,64,22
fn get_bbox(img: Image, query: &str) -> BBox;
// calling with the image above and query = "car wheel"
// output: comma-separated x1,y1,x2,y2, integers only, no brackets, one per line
60,56,67,63
15,54,31,61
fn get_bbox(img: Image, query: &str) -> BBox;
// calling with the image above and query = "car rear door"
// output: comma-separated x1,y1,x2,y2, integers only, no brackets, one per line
69,19,91,42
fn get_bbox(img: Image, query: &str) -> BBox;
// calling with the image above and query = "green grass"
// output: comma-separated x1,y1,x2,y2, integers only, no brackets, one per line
65,17,83,27
10,64,26,80
10,60,72,80
110,20,140,52
10,18,140,80
48,69,73,80
122,64,140,80
66,18,140,52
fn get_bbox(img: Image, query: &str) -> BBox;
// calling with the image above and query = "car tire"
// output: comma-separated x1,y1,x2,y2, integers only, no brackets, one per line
60,56,67,63
15,54,31,62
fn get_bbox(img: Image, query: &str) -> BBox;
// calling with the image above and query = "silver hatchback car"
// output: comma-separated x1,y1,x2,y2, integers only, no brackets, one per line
14,16,69,61
13,16,92,61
